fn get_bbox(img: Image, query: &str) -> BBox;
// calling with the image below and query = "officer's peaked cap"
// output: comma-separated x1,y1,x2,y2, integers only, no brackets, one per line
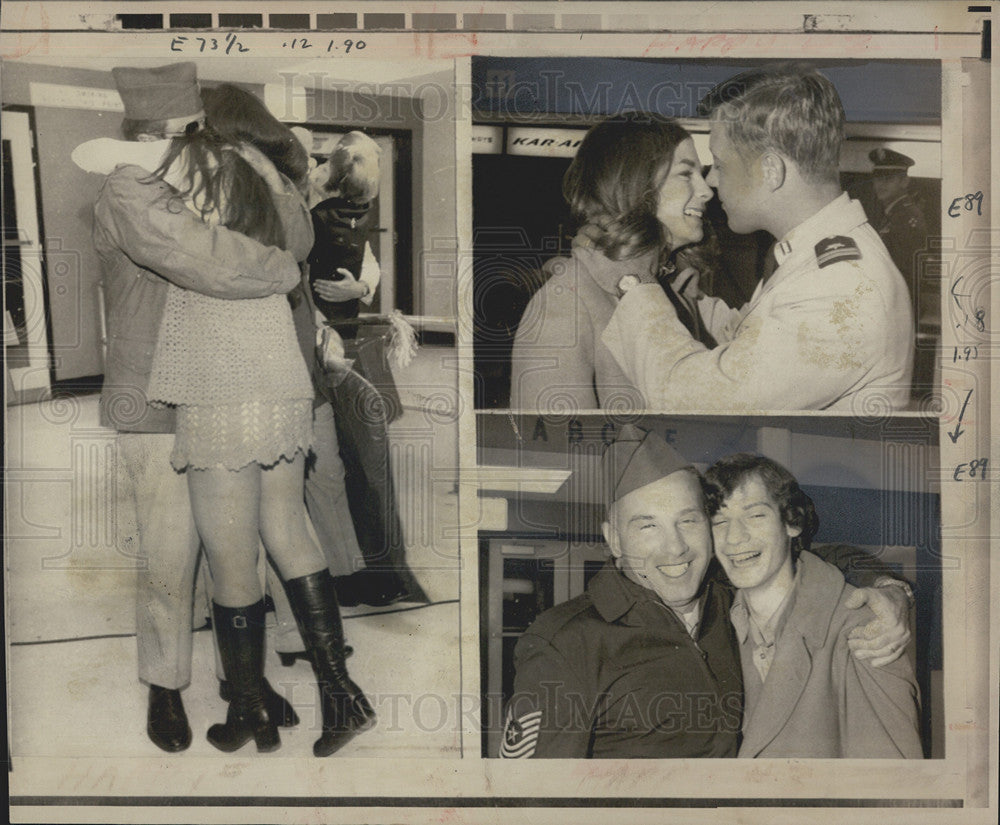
869,147,915,176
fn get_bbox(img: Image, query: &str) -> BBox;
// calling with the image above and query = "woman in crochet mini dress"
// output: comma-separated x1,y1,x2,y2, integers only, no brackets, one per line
143,83,375,757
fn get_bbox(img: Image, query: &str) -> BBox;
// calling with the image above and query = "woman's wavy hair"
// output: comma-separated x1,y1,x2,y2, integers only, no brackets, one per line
150,84,307,249
703,453,819,556
562,112,693,261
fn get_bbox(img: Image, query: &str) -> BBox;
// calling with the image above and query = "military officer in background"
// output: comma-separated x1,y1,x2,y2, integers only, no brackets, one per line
869,147,930,326
500,425,913,758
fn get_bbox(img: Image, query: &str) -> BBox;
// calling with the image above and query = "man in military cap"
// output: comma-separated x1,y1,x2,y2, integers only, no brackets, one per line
500,425,912,758
869,147,929,324
92,62,301,751
602,64,914,411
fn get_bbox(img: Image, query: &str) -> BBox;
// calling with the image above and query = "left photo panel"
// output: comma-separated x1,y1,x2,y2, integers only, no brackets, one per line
3,55,462,760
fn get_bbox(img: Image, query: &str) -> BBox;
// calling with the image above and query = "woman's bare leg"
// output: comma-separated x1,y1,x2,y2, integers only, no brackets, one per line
259,452,326,579
187,465,262,607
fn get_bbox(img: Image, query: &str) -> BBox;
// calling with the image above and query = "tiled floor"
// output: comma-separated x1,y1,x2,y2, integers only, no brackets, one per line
6,345,464,760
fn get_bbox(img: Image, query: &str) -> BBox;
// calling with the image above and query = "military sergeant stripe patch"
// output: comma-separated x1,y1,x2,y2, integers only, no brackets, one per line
499,709,543,758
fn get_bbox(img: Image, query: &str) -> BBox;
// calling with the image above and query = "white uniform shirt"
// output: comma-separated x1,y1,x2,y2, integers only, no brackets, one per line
601,193,914,411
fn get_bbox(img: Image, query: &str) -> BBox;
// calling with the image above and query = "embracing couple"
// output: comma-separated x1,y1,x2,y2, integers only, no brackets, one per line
510,63,913,413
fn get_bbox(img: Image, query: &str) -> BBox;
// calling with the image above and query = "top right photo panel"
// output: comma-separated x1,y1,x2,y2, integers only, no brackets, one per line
472,58,948,414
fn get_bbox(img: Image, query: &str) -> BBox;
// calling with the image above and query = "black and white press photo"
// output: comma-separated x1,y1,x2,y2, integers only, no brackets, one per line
477,414,943,761
3,54,461,761
2,3,994,823
472,58,945,413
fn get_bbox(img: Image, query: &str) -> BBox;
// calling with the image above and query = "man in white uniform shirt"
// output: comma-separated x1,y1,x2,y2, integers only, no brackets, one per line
602,64,913,411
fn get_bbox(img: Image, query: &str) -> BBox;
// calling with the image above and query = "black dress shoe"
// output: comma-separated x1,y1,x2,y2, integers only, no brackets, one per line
147,685,192,753
332,574,361,607
219,677,300,728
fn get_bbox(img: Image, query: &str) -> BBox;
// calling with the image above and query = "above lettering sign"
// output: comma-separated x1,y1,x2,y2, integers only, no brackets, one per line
29,82,124,112
472,124,503,154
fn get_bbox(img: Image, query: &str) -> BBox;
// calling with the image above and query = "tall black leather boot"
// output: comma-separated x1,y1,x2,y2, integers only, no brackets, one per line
284,571,376,757
207,600,280,753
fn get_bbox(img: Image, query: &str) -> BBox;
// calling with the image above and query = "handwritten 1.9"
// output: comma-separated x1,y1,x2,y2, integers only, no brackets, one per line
282,37,367,53
948,191,984,218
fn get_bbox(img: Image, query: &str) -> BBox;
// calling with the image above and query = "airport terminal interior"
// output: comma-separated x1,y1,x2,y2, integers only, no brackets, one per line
4,56,462,759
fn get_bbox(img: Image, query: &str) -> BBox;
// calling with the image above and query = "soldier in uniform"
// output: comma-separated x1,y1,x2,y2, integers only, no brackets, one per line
600,65,914,411
869,147,930,325
87,63,300,751
500,426,914,758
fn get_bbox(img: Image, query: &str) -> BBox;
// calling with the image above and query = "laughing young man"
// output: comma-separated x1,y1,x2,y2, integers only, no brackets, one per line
705,454,923,758
601,64,914,411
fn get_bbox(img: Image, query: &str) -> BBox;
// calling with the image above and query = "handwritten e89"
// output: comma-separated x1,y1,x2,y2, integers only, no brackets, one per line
948,191,984,218
953,458,988,481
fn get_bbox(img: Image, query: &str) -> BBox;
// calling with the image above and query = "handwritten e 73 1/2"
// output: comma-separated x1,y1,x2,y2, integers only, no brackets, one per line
170,34,248,54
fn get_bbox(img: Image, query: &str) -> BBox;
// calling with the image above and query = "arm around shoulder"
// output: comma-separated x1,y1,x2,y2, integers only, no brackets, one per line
603,266,891,410
95,165,301,299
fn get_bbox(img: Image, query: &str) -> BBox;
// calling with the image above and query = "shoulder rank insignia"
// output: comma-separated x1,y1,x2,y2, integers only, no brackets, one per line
815,235,862,268
499,708,542,758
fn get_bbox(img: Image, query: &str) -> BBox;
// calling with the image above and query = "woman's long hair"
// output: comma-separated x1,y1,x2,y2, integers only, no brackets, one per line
150,84,308,250
562,112,692,261
201,84,309,185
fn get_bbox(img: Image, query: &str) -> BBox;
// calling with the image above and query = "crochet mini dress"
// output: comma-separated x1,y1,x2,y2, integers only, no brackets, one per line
147,286,314,471
144,150,314,471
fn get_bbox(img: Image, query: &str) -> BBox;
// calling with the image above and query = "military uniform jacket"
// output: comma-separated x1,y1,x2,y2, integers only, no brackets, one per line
602,193,914,411
501,562,742,758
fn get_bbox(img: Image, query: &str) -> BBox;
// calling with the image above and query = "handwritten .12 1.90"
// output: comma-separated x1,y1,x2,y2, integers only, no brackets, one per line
282,37,367,53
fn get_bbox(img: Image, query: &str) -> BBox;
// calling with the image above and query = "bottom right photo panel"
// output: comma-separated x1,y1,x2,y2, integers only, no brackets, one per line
477,413,942,761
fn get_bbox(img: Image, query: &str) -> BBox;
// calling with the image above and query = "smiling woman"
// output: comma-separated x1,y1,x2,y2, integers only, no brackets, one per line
654,140,713,250
507,112,718,412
